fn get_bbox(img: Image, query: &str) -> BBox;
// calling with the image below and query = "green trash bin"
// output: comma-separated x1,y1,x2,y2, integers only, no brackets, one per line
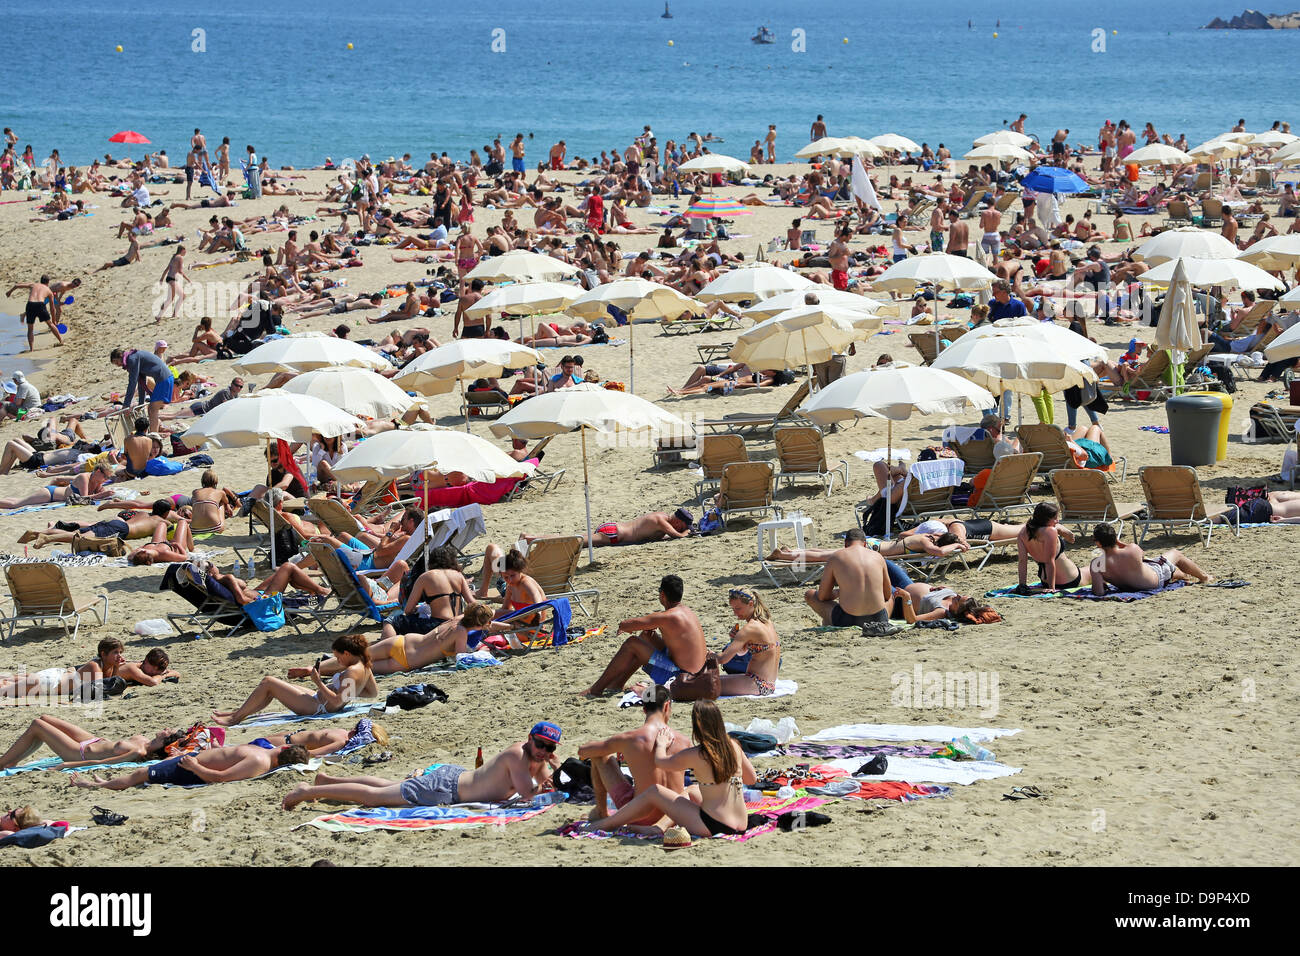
1184,390,1232,462
1166,394,1223,466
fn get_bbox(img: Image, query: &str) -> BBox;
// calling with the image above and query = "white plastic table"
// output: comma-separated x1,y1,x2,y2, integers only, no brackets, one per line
756,514,814,560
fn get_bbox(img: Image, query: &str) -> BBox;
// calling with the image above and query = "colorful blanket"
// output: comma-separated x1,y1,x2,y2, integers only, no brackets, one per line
297,798,560,833
617,679,797,709
555,794,831,844
1060,581,1188,602
984,584,1091,599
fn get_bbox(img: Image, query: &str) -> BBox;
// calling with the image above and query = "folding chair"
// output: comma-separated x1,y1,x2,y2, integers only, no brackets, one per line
693,433,748,503
306,542,401,631
695,380,811,435
1,564,109,641
522,535,600,616
1018,423,1127,482
1134,465,1239,546
1049,469,1144,539
773,426,848,497
967,453,1041,519
716,461,781,527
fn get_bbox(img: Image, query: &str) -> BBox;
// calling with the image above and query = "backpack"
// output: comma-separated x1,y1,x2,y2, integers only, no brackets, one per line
859,498,888,537
385,683,449,711
589,324,610,345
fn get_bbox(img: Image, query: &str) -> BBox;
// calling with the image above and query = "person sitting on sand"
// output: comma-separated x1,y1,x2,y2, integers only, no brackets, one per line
71,742,310,790
1016,503,1091,593
188,469,240,533
577,684,690,826
377,545,475,639
93,233,141,272
281,721,563,811
803,528,893,627
0,715,184,770
580,575,707,697
715,587,782,697
572,701,757,838
1088,522,1212,594
212,634,377,727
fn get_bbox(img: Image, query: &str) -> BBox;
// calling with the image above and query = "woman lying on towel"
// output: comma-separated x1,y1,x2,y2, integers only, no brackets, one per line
212,634,376,727
891,586,1002,625
0,715,184,770
301,604,495,677
572,701,758,838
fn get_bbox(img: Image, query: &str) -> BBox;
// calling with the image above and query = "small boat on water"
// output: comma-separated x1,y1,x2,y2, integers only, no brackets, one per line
662,3,672,18
751,26,775,44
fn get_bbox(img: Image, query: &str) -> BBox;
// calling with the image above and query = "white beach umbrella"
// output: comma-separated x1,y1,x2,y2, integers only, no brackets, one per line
1238,234,1300,271
1137,256,1285,291
964,143,1032,164
1270,141,1300,164
1190,138,1250,158
1264,318,1300,362
329,424,534,485
677,153,751,175
464,281,581,320
696,264,815,303
1152,259,1203,388
869,133,921,154
799,366,994,534
1131,227,1240,265
873,252,998,352
234,332,391,375
465,249,581,283
394,339,543,430
730,309,873,378
742,288,881,322
839,136,885,158
1122,143,1195,167
1247,131,1297,148
796,137,851,159
489,384,686,563
1282,285,1300,308
279,366,416,420
1210,131,1254,144
185,390,362,566
933,331,1097,395
964,316,1109,364
973,130,1034,148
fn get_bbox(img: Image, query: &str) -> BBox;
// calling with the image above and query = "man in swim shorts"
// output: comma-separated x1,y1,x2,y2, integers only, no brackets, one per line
804,528,893,627
580,575,707,697
280,722,561,810
71,743,309,790
6,275,63,350
1088,522,1211,595
578,685,690,825
111,346,174,434
582,508,693,547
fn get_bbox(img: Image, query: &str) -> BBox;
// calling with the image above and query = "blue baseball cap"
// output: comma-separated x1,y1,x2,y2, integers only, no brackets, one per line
530,721,562,744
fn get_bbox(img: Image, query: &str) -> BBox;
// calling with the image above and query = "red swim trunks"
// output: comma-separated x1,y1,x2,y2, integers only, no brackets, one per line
596,522,620,544
831,269,849,291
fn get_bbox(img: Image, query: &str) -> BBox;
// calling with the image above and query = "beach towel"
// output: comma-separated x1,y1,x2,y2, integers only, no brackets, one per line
826,755,1021,786
296,793,564,833
616,679,797,709
909,457,964,494
416,470,530,509
555,794,831,844
1060,581,1188,602
781,741,947,760
0,552,107,569
0,756,157,778
804,723,1021,744
809,780,951,801
984,584,1091,599
231,700,375,728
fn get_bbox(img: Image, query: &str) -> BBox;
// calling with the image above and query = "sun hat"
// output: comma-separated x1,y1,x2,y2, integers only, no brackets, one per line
662,826,694,850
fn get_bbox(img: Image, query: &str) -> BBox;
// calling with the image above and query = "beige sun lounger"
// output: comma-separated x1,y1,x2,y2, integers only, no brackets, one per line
1133,465,1239,546
2,563,109,641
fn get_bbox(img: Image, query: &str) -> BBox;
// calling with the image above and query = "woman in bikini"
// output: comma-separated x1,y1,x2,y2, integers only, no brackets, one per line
717,588,781,697
376,545,475,641
454,226,484,285
170,316,224,363
213,633,377,726
1017,502,1089,593
891,586,1000,624
310,603,494,676
0,715,184,770
0,464,112,510
574,701,757,838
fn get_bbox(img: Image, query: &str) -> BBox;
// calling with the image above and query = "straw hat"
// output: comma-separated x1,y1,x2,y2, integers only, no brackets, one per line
662,826,694,850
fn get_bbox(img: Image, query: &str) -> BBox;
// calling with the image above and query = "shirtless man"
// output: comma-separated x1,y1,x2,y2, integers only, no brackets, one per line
580,575,707,697
1088,522,1211,595
979,203,1002,260
946,210,970,257
765,124,777,164
568,508,693,548
72,742,309,790
6,275,62,351
454,278,489,338
578,685,690,825
22,499,174,549
804,528,893,627
281,722,562,810
828,227,851,290
928,201,947,251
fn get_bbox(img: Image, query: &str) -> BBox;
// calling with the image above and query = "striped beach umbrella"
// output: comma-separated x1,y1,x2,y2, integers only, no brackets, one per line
683,196,752,218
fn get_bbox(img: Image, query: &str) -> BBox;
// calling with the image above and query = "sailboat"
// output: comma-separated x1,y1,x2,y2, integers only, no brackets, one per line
662,3,672,18
751,25,775,44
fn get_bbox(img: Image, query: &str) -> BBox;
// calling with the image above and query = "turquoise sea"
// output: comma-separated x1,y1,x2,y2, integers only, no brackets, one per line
0,0,1296,168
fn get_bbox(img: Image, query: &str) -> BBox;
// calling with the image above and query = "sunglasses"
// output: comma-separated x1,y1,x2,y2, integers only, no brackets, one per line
530,737,556,753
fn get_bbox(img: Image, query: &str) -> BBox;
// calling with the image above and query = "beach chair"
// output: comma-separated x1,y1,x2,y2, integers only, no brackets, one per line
957,189,990,218
1,564,109,641
651,426,698,469
160,563,250,640
1254,168,1275,191
460,389,510,419
1191,171,1212,193
1165,199,1193,227
501,437,566,500
773,426,848,497
102,404,150,450
307,495,368,538
967,453,1041,519
715,461,781,527
522,535,600,617
695,380,811,435
694,433,748,502
1018,423,1127,482
954,435,996,476
759,553,826,588
904,198,935,227
1200,197,1224,227
477,598,574,651
1049,469,1144,539
695,342,734,365
1099,350,1173,402
994,192,1019,214
1133,465,1239,546
306,542,400,632
1218,299,1273,339
908,325,966,365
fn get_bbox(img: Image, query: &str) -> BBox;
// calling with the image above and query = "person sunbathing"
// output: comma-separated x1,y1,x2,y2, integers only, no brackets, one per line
189,469,239,533
20,498,175,548
281,721,563,810
71,742,310,790
0,641,177,703
378,545,475,639
233,719,388,758
891,585,1001,624
908,516,1023,547
1088,522,1212,593
530,508,693,548
211,634,377,727
307,603,495,676
0,715,184,770
205,560,333,608
0,464,114,511
126,517,198,566
714,587,782,697
475,545,545,617
570,701,757,838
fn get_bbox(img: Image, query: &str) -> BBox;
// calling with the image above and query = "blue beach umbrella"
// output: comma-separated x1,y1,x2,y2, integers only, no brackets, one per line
1022,167,1089,194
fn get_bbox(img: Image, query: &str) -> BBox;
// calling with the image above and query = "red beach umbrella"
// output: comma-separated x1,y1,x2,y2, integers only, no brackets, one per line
108,130,150,160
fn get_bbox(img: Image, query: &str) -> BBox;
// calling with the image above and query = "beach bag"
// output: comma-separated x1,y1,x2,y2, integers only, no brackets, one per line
70,533,127,557
695,508,725,536
385,683,449,711
1225,484,1267,507
551,757,593,795
243,593,285,632
670,653,721,702
145,456,185,476
589,324,609,344
859,497,888,537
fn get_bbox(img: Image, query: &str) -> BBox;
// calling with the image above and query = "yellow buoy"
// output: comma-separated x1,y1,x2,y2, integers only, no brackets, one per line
992,32,998,38
115,45,123,52
668,39,674,46
347,42,354,49
1112,29,1117,35
842,37,848,44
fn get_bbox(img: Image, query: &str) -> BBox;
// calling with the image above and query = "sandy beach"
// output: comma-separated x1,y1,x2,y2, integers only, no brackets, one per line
0,153,1296,868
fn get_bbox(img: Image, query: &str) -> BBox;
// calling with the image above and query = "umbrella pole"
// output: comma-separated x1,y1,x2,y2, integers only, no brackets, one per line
802,328,812,392
934,286,942,358
266,439,276,570
460,379,470,434
581,427,595,566
884,420,893,539
421,468,431,569
629,318,635,395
